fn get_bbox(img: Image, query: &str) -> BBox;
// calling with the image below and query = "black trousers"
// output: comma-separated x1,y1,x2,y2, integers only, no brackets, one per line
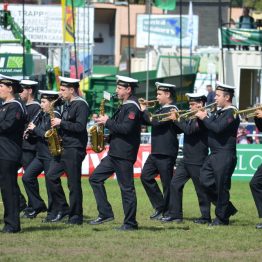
22,157,52,212
141,154,176,214
18,149,36,210
0,159,20,231
46,148,85,219
250,164,262,218
89,155,138,227
169,161,211,219
199,152,237,222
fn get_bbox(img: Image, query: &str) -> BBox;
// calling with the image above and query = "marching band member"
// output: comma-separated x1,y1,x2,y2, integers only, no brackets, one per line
162,93,211,223
0,75,26,233
19,80,41,215
250,109,262,229
89,75,141,231
46,77,89,225
195,82,240,226
22,90,62,220
140,82,181,220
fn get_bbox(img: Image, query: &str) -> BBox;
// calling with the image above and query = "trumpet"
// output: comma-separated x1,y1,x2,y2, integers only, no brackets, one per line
179,102,217,121
138,98,159,108
150,109,187,122
234,105,262,119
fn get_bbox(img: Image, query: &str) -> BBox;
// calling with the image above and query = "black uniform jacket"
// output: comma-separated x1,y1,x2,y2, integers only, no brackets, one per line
202,106,240,153
142,103,181,157
33,110,61,160
105,95,141,162
22,101,41,151
60,97,89,150
175,119,208,165
254,117,262,132
0,99,26,162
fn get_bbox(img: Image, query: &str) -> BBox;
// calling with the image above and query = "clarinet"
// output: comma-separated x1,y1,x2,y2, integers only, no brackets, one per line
23,109,43,140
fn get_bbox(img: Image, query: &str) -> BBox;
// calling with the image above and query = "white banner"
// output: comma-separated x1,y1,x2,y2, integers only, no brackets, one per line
136,14,199,48
0,4,94,44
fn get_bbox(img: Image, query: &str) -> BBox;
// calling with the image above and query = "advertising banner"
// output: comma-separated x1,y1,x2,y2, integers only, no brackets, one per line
221,27,262,46
0,4,94,44
136,15,198,48
18,144,261,181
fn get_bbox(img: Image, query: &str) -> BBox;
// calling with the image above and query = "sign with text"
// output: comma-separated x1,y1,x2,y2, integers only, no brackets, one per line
221,27,262,47
0,4,94,44
136,15,199,48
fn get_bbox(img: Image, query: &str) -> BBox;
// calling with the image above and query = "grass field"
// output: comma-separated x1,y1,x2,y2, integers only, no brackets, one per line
0,178,261,262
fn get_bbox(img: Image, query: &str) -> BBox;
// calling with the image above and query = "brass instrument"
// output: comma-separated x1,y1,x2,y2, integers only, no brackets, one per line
150,109,187,122
44,98,63,157
234,105,262,119
89,99,105,153
179,102,217,121
138,98,159,108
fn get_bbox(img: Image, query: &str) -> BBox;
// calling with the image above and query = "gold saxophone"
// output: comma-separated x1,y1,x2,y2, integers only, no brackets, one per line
44,98,63,157
89,99,105,153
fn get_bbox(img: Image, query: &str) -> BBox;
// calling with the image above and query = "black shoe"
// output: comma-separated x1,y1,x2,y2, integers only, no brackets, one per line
50,211,69,223
161,216,183,223
193,217,211,224
24,207,47,219
229,207,238,217
208,217,229,227
89,216,114,225
150,209,163,220
255,223,262,229
1,226,21,233
42,213,57,223
115,224,138,231
20,207,34,218
66,216,83,225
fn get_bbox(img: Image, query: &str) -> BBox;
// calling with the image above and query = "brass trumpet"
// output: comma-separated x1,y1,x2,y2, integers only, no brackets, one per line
150,109,187,122
138,98,159,108
234,105,262,119
179,102,217,121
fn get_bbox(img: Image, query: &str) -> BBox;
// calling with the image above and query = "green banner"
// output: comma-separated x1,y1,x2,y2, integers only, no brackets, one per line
221,27,262,46
154,0,176,11
0,53,33,76
234,144,262,180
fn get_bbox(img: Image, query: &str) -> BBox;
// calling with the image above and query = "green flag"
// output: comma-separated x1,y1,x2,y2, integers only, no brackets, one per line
154,0,176,11
66,0,85,7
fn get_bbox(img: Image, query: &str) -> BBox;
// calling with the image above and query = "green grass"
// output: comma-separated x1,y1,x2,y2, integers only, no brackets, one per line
0,178,261,262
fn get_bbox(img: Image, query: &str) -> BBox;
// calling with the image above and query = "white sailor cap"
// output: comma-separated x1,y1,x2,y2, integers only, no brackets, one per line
116,75,139,88
59,76,80,89
20,79,38,89
216,81,236,94
0,74,23,93
38,90,59,100
155,82,176,94
186,92,207,102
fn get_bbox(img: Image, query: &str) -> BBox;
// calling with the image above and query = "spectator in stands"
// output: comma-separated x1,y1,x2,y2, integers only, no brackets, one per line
237,126,251,144
239,7,256,29
206,84,215,105
238,7,257,51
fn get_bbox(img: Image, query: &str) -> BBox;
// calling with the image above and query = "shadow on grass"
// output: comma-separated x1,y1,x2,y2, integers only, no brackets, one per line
21,225,68,232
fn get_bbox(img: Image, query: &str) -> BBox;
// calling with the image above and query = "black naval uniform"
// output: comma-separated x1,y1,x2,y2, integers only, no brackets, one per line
22,110,61,217
141,103,181,215
46,97,89,222
19,101,41,211
89,95,141,228
199,106,240,224
250,117,262,222
0,99,26,232
168,118,210,220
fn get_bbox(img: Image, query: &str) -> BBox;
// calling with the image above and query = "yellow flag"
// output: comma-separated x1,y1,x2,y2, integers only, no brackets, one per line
61,0,74,43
